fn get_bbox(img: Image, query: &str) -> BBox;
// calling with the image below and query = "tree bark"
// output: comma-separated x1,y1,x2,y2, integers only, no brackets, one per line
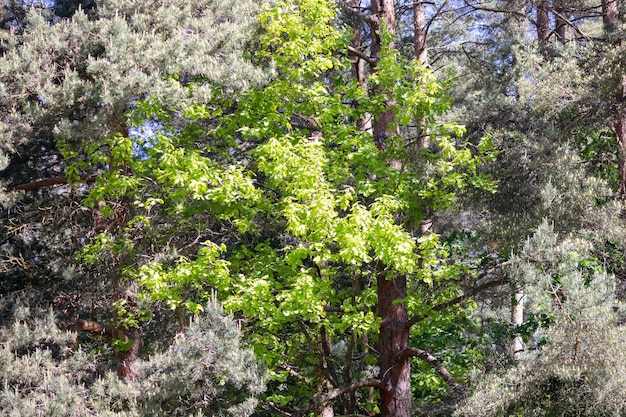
77,319,142,379
555,6,567,43
365,2,413,416
601,0,626,200
602,0,619,34
377,267,412,417
370,0,397,150
414,0,427,64
348,0,373,133
615,98,626,200
537,1,551,44
10,173,97,191
511,286,525,359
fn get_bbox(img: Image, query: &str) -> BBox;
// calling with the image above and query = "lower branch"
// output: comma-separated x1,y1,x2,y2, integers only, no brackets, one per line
77,319,141,379
400,347,465,394
406,268,509,330
11,174,97,192
292,378,387,417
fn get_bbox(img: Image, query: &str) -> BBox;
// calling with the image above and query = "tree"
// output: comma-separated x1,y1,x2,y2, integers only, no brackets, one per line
0,299,264,417
84,1,498,416
0,0,266,378
456,222,626,416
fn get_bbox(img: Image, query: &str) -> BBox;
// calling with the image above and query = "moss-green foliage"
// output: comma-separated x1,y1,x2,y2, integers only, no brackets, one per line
0,300,264,417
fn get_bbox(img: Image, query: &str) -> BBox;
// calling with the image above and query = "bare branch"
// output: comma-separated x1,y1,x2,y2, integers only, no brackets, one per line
400,347,466,394
10,174,97,192
347,45,378,67
292,378,388,417
406,264,510,330
548,7,592,41
343,3,380,30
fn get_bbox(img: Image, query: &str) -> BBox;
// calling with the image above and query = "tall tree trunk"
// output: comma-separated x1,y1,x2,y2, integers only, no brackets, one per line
614,83,626,199
555,6,567,43
602,0,619,34
368,2,412,416
348,0,373,133
371,0,397,149
413,0,427,64
511,287,525,359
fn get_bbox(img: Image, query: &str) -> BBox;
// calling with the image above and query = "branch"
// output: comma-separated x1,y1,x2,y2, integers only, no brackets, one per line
548,7,592,41
400,347,465,394
10,174,98,192
347,45,378,67
463,0,530,21
343,3,380,30
292,379,388,417
77,319,127,341
406,264,510,330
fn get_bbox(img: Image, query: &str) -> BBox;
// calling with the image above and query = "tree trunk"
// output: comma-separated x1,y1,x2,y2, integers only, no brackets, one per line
602,0,619,35
614,95,626,200
413,0,427,64
601,0,626,200
377,267,412,417
371,0,396,150
77,319,142,379
367,2,413,416
537,1,550,44
555,7,566,43
348,0,373,133
511,286,525,359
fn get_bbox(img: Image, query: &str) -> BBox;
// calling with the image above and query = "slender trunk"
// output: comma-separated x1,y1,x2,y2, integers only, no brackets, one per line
511,287,525,359
537,1,550,44
414,0,429,151
555,7,566,43
371,0,396,150
602,0,626,200
614,94,626,199
348,0,373,133
413,0,427,64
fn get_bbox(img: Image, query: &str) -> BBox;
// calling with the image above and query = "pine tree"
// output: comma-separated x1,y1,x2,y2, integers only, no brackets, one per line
0,299,264,417
0,0,266,378
456,222,626,416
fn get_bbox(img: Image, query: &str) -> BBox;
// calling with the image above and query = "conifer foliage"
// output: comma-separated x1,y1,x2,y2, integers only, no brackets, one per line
0,300,264,417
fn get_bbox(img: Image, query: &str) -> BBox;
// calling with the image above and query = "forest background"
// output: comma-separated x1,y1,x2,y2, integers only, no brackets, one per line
2,0,626,416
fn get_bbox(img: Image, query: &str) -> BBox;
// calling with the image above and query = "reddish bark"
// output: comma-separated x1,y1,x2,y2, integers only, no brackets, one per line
10,173,97,192
370,0,397,151
414,0,427,64
77,319,142,379
377,268,411,417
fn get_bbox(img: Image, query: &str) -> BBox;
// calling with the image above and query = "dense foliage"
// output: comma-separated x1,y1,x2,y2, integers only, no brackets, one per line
2,0,626,416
